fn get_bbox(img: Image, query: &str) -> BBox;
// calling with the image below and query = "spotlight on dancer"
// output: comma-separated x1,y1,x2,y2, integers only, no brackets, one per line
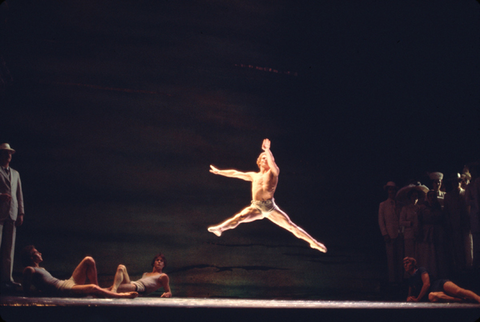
208,138,327,253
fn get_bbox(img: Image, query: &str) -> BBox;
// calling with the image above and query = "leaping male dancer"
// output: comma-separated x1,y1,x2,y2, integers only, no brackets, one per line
208,139,327,253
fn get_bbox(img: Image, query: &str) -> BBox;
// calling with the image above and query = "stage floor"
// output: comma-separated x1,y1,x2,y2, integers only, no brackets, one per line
1,295,480,309
2,296,480,322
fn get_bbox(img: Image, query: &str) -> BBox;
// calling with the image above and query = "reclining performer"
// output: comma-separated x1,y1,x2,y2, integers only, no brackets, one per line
110,253,172,297
20,245,138,298
208,138,327,253
403,257,480,303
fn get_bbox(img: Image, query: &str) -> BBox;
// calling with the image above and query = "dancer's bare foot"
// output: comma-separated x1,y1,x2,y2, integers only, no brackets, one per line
310,241,327,253
208,226,222,237
118,291,138,299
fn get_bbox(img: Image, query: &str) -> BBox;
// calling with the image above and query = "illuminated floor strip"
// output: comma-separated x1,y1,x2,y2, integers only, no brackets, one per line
2,296,480,309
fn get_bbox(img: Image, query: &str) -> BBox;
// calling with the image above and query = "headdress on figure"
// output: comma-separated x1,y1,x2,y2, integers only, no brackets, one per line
428,172,443,180
0,143,15,154
383,181,397,190
449,173,462,183
462,164,471,178
396,183,429,204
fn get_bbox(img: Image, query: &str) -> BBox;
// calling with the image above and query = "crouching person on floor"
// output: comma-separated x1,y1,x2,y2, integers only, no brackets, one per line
403,257,480,303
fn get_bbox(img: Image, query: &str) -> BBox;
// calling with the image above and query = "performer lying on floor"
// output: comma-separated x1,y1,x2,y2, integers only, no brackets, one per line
208,138,327,253
109,253,172,297
20,245,138,298
403,257,480,303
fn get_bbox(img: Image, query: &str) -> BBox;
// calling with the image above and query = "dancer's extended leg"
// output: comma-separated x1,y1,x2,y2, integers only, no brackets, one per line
267,209,327,253
70,284,138,298
208,207,263,237
428,292,462,302
111,264,135,293
442,281,480,303
69,262,137,298
71,256,99,285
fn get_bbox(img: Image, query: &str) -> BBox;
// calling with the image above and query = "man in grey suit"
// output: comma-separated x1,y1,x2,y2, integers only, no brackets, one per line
378,181,404,285
0,143,24,291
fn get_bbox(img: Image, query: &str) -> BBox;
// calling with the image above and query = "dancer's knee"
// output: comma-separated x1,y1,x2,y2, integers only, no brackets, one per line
82,256,96,267
235,213,250,223
116,264,127,274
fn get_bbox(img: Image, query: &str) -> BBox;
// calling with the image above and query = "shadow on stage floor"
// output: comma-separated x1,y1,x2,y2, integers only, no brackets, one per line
2,296,480,322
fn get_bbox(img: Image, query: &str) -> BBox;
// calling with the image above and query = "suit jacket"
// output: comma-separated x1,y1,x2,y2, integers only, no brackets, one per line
0,167,24,221
378,198,400,239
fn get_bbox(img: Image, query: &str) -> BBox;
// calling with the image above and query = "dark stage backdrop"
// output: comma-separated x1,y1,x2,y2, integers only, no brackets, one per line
1,0,479,299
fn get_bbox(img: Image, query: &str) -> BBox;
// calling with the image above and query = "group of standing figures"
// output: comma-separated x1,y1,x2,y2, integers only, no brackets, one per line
379,165,480,286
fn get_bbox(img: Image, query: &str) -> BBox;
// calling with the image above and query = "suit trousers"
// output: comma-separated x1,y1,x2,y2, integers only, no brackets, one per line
385,235,404,283
0,219,16,282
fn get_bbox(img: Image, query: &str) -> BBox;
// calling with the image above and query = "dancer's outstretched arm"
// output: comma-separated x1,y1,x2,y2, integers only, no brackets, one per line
407,272,430,302
209,165,255,181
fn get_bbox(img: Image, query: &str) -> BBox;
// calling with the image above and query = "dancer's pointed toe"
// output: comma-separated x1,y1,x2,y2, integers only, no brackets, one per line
311,242,327,253
208,227,222,237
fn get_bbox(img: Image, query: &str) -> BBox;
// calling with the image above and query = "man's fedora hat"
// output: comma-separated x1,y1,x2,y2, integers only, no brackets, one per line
0,143,15,154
